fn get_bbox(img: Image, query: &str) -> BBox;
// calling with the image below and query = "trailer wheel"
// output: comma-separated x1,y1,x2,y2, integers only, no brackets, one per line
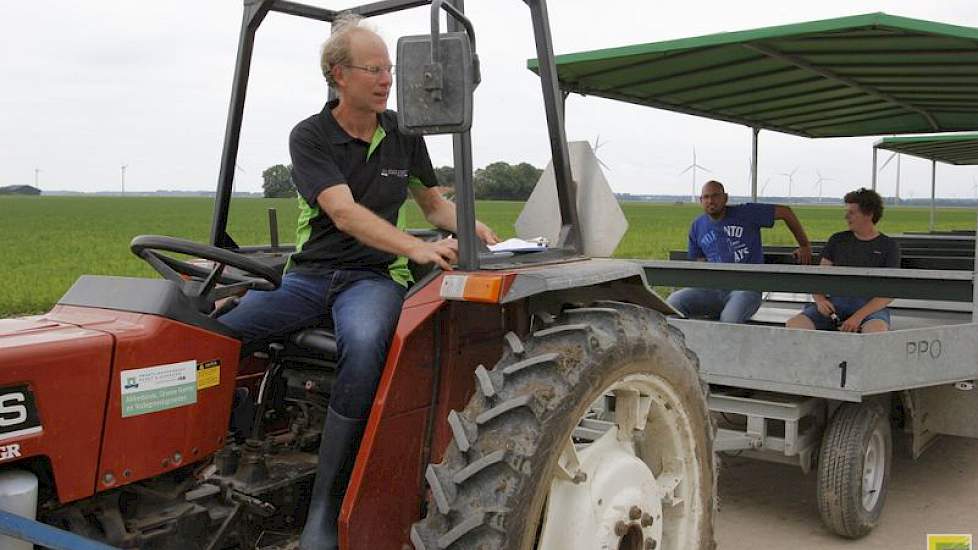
411,302,716,550
816,402,892,538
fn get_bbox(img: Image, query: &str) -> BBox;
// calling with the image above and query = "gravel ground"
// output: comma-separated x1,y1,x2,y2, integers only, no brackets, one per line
716,434,978,549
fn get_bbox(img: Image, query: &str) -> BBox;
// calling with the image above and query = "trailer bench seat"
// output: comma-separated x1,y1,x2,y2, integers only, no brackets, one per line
746,293,973,330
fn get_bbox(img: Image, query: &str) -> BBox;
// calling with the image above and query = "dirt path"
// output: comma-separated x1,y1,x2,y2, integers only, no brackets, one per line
716,435,978,549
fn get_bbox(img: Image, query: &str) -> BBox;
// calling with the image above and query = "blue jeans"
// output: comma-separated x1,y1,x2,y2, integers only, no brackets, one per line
219,269,406,419
667,288,762,324
800,296,891,331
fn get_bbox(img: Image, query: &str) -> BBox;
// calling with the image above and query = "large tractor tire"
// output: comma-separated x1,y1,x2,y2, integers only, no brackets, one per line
816,402,892,538
411,301,716,550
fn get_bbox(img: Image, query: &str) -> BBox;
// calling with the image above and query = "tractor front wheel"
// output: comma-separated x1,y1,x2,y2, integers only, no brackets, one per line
411,301,716,550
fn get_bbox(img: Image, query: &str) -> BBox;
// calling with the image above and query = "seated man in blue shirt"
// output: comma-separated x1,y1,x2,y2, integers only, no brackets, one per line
667,180,812,323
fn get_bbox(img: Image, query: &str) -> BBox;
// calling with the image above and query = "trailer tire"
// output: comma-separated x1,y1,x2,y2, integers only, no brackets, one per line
816,402,892,538
410,301,716,550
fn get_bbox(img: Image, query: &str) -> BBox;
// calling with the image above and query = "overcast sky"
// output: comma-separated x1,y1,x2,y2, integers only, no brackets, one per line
3,0,978,200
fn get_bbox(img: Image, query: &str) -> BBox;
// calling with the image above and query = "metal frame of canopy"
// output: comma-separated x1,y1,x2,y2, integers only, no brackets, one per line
872,133,978,231
532,12,978,201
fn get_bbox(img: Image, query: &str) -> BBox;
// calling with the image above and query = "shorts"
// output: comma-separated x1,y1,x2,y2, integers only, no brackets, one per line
800,296,891,331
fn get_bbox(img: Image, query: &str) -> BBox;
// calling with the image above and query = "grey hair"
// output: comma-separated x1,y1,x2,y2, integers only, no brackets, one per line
320,13,375,85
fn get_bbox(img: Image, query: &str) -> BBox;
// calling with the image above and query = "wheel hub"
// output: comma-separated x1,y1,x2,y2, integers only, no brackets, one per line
538,425,664,549
862,430,886,511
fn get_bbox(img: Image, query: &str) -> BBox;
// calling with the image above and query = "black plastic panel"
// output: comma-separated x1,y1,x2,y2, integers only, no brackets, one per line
58,276,239,338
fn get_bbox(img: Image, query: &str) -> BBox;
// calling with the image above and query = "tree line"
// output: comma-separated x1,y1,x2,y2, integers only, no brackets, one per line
262,162,543,201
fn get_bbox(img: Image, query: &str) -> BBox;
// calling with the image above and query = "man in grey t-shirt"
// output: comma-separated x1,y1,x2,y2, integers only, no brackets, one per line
786,188,901,333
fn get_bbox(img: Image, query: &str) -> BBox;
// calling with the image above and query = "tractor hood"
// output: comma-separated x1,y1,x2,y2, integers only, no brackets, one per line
0,316,101,347
0,304,242,503
0,316,62,335
0,312,117,503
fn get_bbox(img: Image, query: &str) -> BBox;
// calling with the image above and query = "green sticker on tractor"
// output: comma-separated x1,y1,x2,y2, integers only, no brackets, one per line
120,360,198,417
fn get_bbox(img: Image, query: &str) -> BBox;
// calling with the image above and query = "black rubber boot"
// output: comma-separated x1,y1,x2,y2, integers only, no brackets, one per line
299,407,366,550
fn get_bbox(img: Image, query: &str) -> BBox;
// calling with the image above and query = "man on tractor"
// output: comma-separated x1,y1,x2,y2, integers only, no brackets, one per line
218,14,498,549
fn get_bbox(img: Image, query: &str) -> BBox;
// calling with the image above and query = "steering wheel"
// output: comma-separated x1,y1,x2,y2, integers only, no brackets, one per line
130,235,282,312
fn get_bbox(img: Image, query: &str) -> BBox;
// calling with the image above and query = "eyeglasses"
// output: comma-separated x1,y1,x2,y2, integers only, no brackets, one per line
343,64,395,76
700,192,725,200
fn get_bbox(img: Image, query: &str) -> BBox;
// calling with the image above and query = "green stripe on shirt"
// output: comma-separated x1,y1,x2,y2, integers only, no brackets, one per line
288,123,417,287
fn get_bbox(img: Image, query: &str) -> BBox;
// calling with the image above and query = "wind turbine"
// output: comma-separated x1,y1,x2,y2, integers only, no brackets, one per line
233,163,246,194
760,177,773,197
679,147,711,203
813,169,834,204
33,168,42,189
779,167,799,203
879,152,902,205
121,164,127,196
591,135,610,171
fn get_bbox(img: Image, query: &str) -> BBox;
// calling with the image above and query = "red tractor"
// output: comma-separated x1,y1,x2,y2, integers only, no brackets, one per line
0,1,715,549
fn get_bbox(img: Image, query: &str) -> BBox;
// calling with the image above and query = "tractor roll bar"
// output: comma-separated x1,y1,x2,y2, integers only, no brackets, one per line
211,0,436,248
210,0,582,269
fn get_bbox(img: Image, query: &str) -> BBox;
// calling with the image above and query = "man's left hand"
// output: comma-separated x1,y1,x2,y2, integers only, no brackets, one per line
792,245,813,265
840,314,864,333
476,222,500,245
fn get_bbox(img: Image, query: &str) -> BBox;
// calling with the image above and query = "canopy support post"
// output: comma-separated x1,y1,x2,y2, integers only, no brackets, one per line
973,204,978,322
871,147,878,191
929,159,937,232
751,127,759,201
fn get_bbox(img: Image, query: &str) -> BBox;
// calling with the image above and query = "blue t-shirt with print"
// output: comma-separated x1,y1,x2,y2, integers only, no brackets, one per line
687,203,776,264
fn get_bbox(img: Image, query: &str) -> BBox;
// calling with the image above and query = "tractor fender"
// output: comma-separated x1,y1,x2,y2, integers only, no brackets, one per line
502,258,675,317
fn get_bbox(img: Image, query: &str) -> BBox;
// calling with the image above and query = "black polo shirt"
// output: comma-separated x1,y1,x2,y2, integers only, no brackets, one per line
820,231,901,268
287,99,438,277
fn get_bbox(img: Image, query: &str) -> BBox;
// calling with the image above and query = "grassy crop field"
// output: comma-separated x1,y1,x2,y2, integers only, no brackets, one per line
1,195,975,316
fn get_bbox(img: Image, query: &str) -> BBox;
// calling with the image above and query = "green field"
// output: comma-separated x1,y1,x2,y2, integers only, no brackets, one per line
1,195,975,316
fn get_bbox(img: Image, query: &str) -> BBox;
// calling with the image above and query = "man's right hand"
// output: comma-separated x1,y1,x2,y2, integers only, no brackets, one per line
814,295,835,317
792,244,813,265
408,237,458,271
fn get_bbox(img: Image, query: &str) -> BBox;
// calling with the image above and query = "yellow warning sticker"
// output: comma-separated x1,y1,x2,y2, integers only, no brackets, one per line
928,534,973,550
196,360,221,390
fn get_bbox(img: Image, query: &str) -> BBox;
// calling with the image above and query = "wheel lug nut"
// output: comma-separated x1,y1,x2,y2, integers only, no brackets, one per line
640,512,654,527
629,505,642,520
614,520,628,536
645,538,657,550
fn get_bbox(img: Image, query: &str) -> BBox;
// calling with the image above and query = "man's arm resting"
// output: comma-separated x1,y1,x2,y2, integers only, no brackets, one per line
774,205,812,264
410,185,499,244
318,185,457,269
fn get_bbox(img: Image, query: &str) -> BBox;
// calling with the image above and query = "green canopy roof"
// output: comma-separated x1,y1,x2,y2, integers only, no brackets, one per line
875,133,978,165
529,13,978,138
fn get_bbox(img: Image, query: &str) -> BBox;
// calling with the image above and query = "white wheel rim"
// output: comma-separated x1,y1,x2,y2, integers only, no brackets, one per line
536,372,704,550
862,429,886,512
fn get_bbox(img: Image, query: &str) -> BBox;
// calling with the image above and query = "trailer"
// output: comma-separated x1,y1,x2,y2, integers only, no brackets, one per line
540,13,978,538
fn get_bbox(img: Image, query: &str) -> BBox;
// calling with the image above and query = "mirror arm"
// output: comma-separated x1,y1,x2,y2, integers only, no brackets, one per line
432,1,477,53
429,0,480,88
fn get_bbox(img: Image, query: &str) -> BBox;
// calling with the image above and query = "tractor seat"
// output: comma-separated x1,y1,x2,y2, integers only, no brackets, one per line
290,328,338,359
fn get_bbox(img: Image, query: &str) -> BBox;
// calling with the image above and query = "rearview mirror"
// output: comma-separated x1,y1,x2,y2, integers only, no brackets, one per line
396,32,474,135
